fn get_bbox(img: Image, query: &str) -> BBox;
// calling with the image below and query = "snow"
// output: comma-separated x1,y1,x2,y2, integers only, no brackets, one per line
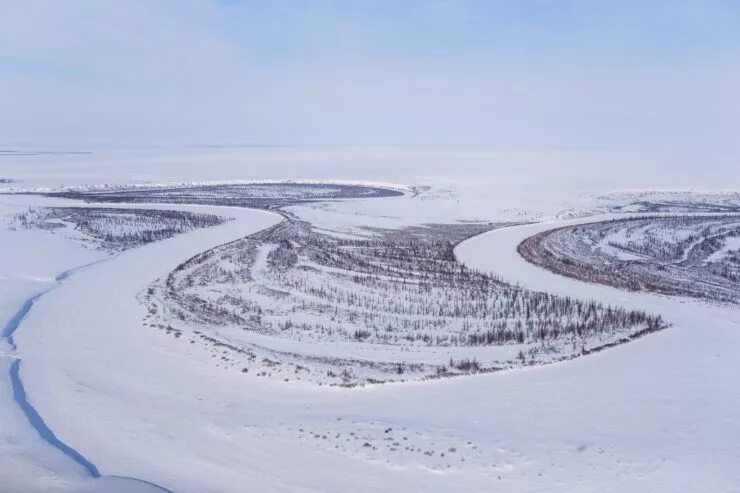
706,236,740,263
0,199,123,491
1,148,739,492
0,203,106,332
456,217,740,491
3,204,736,492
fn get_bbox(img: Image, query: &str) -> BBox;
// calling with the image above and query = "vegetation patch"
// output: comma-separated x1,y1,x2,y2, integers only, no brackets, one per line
519,215,740,303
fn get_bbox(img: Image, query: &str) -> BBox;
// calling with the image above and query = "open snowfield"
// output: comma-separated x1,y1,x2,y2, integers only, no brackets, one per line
457,217,740,491
5,0,740,490
1,148,739,492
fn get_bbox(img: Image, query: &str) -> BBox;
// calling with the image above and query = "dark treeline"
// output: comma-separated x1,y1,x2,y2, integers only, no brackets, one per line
519,215,740,303
44,183,404,209
161,216,663,348
616,199,740,214
14,207,227,251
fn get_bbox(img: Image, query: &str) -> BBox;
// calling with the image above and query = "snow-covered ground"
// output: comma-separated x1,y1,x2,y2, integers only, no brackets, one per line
7,207,739,492
456,218,740,491
1,147,738,492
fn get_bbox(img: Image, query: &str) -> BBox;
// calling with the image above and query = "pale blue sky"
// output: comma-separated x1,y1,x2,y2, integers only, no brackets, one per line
1,1,739,150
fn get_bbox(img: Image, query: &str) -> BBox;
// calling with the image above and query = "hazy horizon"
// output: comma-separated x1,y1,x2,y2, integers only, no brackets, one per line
2,1,739,155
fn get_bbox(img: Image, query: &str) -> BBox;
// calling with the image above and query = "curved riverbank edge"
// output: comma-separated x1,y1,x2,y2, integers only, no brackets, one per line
2,201,283,492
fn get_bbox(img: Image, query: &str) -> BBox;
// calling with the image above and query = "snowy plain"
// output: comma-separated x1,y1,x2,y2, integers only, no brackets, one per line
1,147,739,492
